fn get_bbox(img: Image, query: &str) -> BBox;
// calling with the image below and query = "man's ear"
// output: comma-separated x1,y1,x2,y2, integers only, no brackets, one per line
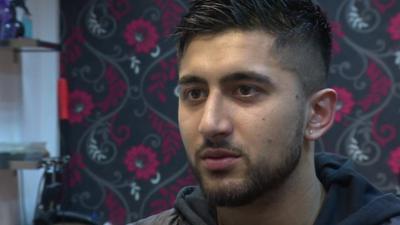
304,88,337,141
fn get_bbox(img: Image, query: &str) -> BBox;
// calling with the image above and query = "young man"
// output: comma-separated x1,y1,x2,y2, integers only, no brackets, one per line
131,0,400,224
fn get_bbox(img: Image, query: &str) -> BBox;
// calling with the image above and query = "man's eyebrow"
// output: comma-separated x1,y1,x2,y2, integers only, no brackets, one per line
220,71,274,86
178,75,207,86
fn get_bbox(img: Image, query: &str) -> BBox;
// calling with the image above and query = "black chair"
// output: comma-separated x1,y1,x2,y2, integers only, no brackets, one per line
33,156,98,225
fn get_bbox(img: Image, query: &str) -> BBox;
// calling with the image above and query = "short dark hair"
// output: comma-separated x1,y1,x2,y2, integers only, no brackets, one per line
174,0,332,96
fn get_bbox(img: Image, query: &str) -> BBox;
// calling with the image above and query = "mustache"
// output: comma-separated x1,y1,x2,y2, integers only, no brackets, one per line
195,139,244,156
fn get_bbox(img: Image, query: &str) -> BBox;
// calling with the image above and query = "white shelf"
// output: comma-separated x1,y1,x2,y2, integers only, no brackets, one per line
0,142,48,169
0,38,60,52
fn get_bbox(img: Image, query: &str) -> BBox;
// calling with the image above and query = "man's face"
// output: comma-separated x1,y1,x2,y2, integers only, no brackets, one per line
178,30,307,206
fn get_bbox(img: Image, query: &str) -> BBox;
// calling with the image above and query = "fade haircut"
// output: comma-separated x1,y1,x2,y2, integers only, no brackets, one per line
174,0,332,97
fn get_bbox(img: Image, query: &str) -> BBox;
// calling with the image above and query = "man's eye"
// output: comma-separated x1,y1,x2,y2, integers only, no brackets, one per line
188,89,204,99
180,88,207,102
237,85,257,96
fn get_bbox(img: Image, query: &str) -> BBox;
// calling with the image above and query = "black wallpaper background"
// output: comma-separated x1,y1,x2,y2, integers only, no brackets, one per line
59,0,400,224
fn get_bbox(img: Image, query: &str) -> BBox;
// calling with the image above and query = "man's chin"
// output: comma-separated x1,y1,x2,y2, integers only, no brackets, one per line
199,172,243,192
203,187,258,207
199,178,258,207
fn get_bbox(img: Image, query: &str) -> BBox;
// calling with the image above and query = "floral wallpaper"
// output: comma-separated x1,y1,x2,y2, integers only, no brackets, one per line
59,0,400,224
318,0,400,194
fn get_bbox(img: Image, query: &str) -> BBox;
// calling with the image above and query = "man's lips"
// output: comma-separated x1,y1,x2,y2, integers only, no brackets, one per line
200,148,241,158
199,148,241,171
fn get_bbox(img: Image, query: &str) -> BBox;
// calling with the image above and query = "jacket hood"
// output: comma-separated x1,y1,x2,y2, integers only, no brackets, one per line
174,153,400,225
174,186,217,225
314,152,400,225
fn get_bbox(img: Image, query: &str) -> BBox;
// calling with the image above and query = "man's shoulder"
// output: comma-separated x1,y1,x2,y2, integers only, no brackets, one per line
383,215,400,225
127,208,182,225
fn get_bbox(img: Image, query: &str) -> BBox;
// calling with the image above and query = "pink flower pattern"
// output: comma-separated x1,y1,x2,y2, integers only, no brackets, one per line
388,13,400,40
124,145,160,180
358,62,391,111
109,115,131,147
371,112,397,147
69,90,95,124
331,22,345,38
97,65,128,112
124,18,159,54
333,86,355,122
149,171,196,215
66,153,86,187
331,22,345,55
154,0,184,37
373,0,396,13
106,191,126,225
149,112,182,164
332,39,342,56
388,147,400,175
107,0,132,21
61,27,85,65
147,58,177,103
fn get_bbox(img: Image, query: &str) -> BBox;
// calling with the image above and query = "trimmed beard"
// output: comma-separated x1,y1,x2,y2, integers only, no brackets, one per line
190,117,304,207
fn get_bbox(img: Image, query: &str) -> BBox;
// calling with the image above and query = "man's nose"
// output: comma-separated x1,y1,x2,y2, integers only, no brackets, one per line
198,93,233,140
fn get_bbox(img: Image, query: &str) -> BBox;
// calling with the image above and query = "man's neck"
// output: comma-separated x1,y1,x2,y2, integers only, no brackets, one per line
216,153,325,225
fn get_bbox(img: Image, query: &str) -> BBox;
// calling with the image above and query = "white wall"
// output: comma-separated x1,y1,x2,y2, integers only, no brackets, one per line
0,51,22,143
0,47,23,225
19,0,60,224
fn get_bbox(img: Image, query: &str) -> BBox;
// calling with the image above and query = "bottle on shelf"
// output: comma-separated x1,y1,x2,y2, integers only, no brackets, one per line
0,0,31,39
